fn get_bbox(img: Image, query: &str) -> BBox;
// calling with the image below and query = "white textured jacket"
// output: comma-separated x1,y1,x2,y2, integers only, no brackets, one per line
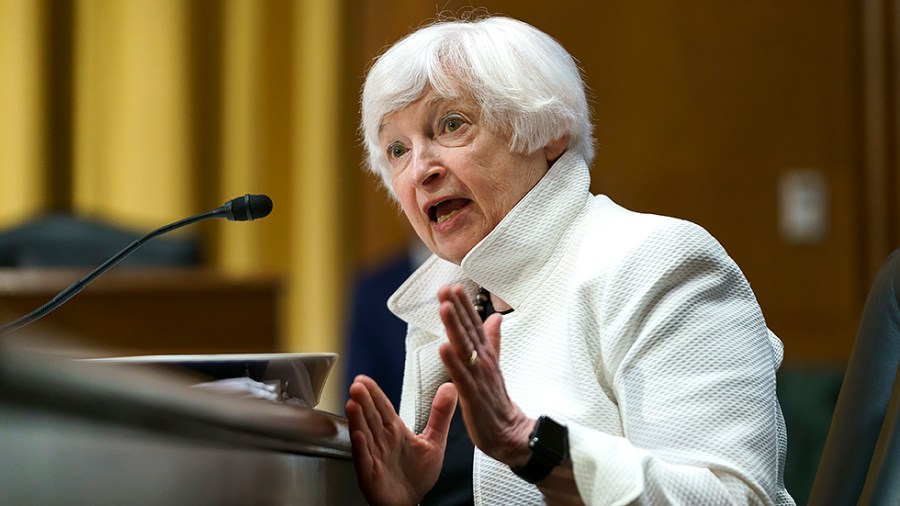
388,151,795,505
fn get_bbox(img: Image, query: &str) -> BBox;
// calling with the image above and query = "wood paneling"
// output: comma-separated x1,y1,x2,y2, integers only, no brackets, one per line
0,269,281,355
344,1,877,363
861,0,899,282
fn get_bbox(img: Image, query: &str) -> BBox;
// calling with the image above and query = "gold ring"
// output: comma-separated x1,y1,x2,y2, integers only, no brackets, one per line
468,349,478,367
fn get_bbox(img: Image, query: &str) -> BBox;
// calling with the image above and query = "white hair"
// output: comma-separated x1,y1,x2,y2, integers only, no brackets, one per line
360,16,594,197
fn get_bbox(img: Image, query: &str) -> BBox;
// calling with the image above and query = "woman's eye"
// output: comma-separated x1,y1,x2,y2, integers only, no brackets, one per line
387,142,407,159
439,113,465,133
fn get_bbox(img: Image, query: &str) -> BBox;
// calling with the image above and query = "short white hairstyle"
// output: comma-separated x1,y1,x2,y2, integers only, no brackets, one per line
360,16,594,198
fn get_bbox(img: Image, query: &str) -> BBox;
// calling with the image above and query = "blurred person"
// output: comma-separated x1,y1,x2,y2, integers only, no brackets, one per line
346,15,794,505
345,238,430,410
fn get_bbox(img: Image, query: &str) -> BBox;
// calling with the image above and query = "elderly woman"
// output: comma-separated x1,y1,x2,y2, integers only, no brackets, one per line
346,15,795,506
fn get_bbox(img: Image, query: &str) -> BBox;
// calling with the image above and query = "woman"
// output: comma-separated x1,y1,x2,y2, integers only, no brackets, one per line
346,15,795,505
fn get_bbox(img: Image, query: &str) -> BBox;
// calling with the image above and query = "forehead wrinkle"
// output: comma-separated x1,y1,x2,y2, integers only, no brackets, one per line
427,93,476,113
377,91,474,142
425,94,449,108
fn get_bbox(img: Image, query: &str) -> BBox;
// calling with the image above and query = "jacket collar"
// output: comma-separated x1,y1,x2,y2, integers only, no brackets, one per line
388,150,592,336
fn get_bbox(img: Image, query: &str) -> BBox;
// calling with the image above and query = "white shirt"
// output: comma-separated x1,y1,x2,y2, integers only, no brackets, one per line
389,151,795,505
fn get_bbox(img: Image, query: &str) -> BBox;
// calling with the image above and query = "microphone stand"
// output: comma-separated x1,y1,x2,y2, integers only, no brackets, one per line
0,208,227,336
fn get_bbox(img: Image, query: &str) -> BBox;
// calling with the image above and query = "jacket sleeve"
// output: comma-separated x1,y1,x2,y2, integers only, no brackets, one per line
569,219,790,505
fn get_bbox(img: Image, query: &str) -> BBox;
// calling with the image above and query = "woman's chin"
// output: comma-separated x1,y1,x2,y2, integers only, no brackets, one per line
431,242,476,265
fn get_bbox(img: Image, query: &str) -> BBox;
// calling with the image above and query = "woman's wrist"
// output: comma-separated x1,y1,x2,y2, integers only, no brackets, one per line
537,459,586,505
493,413,536,468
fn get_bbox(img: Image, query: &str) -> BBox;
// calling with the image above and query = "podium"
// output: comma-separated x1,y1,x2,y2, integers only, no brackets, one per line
0,339,366,504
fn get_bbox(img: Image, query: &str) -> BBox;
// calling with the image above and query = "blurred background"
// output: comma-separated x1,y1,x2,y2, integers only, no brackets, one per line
0,0,897,502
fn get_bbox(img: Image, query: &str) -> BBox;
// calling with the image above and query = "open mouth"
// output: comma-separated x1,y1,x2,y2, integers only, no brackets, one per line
429,199,470,224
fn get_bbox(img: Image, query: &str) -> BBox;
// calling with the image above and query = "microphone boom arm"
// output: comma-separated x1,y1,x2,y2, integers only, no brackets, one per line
0,207,228,336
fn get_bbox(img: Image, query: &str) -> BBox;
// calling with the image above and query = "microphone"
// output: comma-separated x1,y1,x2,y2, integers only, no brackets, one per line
0,194,273,336
221,193,273,222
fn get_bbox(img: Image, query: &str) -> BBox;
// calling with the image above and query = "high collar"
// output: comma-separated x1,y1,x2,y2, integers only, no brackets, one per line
388,150,592,336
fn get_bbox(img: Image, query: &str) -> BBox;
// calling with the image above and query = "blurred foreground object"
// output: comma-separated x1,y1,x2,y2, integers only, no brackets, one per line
0,335,365,505
809,249,900,505
87,352,337,408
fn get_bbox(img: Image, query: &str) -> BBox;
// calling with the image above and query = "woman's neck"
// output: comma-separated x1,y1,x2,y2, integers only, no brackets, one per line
490,293,512,313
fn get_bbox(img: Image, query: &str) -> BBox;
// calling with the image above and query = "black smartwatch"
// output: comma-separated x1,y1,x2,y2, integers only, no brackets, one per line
511,415,569,483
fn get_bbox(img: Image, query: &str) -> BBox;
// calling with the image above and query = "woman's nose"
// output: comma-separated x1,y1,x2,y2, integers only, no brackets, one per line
411,144,444,186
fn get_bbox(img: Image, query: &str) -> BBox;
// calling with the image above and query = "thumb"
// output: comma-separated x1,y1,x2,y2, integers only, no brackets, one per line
483,312,503,356
421,382,459,447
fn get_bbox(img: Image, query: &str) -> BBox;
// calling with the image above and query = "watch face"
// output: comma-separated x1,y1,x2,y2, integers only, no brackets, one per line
513,415,570,483
532,416,568,464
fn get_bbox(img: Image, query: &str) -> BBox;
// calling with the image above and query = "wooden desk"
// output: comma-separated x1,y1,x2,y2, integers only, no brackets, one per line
0,268,282,354
0,341,365,505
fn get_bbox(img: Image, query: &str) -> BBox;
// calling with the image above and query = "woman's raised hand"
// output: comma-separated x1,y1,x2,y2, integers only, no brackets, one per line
346,376,457,506
437,284,535,468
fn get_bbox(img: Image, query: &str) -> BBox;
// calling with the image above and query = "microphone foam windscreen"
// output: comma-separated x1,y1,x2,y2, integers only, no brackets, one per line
229,194,273,221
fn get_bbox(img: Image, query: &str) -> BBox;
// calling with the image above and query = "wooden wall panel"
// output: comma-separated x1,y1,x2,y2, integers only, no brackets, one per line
0,269,281,355
344,0,867,363
861,0,899,282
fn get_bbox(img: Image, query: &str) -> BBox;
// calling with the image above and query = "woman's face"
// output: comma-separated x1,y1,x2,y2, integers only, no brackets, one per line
379,90,563,264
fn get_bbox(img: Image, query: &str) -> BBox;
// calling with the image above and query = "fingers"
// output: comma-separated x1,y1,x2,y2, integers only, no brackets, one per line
347,377,428,505
352,375,397,418
438,285,485,362
346,394,379,486
437,284,508,387
364,375,399,422
421,382,458,447
439,342,477,391
346,375,405,454
432,285,522,464
346,400,374,470
439,300,474,364
456,285,489,347
483,312,503,356
348,376,386,433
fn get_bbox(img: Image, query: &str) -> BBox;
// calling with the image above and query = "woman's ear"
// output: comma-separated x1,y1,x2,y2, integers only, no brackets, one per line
544,135,569,164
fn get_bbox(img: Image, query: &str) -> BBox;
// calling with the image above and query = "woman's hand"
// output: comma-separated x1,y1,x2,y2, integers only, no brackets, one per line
346,375,457,506
438,285,587,505
437,284,535,467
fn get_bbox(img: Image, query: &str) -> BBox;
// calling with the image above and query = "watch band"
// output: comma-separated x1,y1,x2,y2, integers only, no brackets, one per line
511,415,569,484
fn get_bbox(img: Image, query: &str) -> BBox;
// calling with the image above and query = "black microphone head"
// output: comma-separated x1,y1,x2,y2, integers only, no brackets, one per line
224,194,273,221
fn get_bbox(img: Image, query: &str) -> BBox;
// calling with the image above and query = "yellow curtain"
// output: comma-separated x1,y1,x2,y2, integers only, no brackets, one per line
292,0,344,410
74,0,193,224
0,0,346,411
0,0,47,225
